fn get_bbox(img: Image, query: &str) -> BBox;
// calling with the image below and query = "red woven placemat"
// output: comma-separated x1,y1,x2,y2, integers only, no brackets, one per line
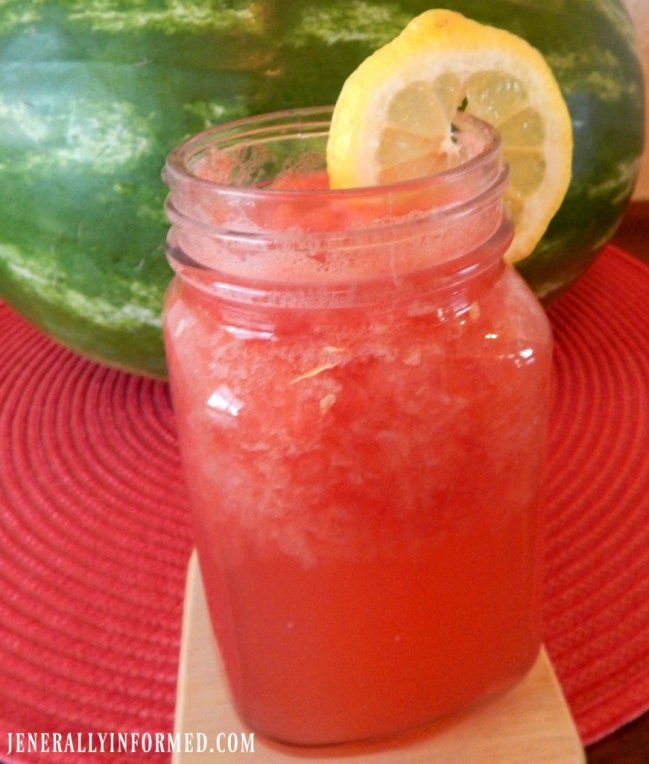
1,244,648,761
542,246,649,743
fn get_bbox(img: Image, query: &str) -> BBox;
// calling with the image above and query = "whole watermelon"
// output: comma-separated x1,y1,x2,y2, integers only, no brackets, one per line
0,1,643,377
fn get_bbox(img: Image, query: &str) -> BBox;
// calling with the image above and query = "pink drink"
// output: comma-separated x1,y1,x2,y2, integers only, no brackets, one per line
163,107,552,745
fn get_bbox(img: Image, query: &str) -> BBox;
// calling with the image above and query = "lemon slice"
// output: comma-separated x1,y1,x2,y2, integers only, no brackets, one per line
326,9,573,263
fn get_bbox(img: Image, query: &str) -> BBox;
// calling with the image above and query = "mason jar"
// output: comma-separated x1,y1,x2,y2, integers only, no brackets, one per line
162,106,552,746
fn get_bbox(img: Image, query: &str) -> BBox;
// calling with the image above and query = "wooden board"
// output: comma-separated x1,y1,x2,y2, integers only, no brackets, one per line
173,552,585,763
624,0,649,200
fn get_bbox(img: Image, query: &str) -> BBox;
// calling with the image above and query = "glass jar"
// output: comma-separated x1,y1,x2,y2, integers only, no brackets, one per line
163,106,552,746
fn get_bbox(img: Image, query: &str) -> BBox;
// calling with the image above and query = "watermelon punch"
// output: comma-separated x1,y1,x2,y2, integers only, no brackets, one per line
162,98,553,744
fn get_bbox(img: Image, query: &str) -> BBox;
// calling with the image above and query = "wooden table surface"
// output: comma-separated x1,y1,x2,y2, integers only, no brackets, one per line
609,201,649,265
584,200,649,763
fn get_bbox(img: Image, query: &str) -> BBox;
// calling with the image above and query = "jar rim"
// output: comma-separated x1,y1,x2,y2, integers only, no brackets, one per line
163,105,502,205
163,105,512,306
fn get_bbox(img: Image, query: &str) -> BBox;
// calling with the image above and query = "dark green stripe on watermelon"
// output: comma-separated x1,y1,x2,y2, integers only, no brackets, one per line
0,1,643,377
